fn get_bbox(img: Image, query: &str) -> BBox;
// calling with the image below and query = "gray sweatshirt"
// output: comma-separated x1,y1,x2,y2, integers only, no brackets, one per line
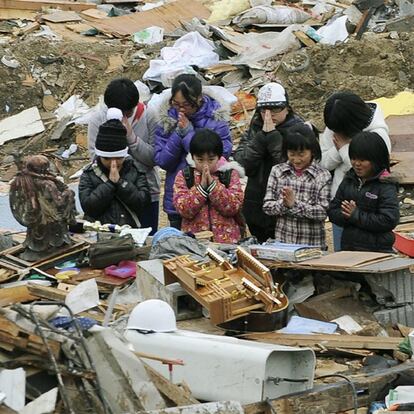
88,104,160,202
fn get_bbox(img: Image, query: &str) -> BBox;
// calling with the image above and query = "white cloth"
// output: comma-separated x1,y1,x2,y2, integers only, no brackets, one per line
320,103,391,198
143,31,219,86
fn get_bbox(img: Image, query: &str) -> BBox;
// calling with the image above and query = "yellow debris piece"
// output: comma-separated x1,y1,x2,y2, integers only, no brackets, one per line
374,91,414,118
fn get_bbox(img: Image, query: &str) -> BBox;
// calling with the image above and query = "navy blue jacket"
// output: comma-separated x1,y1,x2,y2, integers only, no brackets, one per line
328,169,399,252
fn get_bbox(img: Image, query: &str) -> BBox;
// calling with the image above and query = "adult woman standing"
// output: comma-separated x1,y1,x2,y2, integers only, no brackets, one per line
154,74,232,229
320,91,391,251
234,82,306,242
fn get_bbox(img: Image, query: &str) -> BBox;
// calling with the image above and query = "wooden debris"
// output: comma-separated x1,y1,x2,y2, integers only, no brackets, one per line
91,0,210,37
242,332,403,350
0,315,61,358
65,22,94,34
42,94,58,112
243,363,414,414
294,31,317,47
105,54,124,74
41,11,81,23
17,21,40,37
0,286,37,307
397,323,414,337
143,362,199,407
163,248,288,325
0,0,96,12
80,8,108,21
27,283,67,302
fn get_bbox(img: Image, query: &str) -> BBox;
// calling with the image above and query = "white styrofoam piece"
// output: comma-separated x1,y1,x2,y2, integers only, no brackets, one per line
19,387,58,414
0,107,44,145
0,368,25,411
125,329,315,404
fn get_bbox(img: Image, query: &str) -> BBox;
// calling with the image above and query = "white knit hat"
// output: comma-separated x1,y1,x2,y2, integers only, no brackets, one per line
106,107,123,121
257,83,288,108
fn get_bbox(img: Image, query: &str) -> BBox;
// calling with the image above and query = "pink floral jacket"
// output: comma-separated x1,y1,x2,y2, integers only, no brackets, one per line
173,159,245,243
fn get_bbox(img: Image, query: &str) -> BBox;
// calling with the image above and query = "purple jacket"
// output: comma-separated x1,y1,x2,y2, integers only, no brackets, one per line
154,90,232,216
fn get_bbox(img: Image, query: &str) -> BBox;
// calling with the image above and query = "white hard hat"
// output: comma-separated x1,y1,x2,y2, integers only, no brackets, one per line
126,299,177,332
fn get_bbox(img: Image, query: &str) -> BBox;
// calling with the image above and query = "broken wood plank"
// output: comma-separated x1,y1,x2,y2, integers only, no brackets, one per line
0,0,96,12
244,364,414,414
41,10,82,23
0,9,36,21
242,333,402,350
0,286,37,307
17,21,40,37
80,8,108,21
27,283,67,302
0,317,21,337
293,31,317,47
102,0,138,2
91,0,210,37
143,362,199,406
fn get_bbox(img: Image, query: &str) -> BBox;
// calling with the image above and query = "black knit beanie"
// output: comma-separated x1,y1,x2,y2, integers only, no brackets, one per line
95,106,128,158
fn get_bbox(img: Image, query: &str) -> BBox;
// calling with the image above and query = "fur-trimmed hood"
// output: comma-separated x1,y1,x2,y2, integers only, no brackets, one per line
186,153,245,178
157,88,231,133
345,168,399,186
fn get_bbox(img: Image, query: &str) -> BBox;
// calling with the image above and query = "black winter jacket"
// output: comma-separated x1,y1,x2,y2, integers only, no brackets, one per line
233,111,305,241
79,158,151,227
328,169,399,252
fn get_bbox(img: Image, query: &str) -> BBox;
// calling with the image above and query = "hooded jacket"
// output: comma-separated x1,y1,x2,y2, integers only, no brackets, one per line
154,89,232,216
173,156,245,244
320,103,391,199
79,157,151,228
233,111,305,240
88,102,160,203
328,169,399,252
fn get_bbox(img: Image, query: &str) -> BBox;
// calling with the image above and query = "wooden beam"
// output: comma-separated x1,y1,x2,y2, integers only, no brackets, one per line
244,364,414,414
143,362,199,407
0,0,96,12
242,333,402,350
0,286,37,307
27,283,67,302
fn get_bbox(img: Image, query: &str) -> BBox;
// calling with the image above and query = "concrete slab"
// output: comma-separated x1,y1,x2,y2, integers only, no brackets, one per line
144,401,245,414
374,304,414,328
86,328,166,413
136,259,202,320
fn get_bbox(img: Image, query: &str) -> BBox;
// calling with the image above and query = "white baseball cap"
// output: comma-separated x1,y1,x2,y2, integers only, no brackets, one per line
257,82,288,108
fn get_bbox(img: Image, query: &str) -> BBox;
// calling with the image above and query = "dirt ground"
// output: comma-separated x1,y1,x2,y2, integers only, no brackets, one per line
275,32,414,128
0,32,413,230
1,32,412,132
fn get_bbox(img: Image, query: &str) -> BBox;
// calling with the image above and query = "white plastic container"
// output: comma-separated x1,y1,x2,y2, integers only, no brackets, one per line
124,329,315,404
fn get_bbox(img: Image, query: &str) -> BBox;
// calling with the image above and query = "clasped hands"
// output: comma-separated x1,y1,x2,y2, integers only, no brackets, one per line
281,187,295,208
341,200,356,219
200,165,214,189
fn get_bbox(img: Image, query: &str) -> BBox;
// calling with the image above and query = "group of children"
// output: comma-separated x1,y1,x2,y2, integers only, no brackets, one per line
80,75,400,253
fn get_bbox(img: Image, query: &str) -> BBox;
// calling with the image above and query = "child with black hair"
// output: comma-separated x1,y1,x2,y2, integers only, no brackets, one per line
155,74,232,229
173,129,244,243
80,108,151,228
320,91,390,250
328,132,399,253
263,124,331,247
88,78,160,234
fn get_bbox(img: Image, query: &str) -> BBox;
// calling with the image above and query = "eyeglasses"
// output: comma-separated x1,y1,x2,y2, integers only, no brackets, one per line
259,107,286,114
171,100,195,110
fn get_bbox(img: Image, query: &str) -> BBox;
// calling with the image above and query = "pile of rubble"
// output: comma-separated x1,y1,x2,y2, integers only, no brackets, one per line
0,0,414,413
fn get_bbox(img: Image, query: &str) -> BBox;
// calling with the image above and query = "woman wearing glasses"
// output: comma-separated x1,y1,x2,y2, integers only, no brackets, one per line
234,82,306,242
154,74,232,229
